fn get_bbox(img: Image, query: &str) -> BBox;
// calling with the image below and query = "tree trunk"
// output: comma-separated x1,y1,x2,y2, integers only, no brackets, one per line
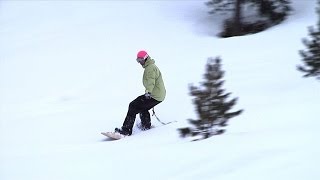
259,0,273,16
233,0,242,35
259,0,268,15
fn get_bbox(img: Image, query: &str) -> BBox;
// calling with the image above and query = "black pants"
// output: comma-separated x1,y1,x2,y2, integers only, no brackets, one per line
122,95,161,134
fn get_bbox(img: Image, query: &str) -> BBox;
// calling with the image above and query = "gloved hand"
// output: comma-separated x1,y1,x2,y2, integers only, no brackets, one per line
144,92,152,99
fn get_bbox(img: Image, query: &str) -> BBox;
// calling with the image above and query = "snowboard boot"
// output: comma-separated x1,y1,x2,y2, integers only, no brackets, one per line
115,127,132,136
139,111,151,130
137,123,152,131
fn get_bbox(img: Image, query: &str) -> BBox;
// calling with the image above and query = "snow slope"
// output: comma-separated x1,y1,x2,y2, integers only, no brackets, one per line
1,0,319,180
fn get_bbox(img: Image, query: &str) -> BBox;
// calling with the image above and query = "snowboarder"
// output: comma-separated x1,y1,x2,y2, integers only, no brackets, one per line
114,50,166,136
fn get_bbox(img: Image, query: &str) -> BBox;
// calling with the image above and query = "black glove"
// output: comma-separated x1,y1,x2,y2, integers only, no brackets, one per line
144,92,152,99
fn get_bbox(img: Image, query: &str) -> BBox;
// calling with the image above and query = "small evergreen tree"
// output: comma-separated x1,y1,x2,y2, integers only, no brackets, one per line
297,0,320,80
178,57,243,140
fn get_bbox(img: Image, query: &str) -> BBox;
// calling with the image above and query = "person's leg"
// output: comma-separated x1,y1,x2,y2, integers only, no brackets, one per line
139,98,161,129
139,111,151,129
119,95,145,135
120,95,161,135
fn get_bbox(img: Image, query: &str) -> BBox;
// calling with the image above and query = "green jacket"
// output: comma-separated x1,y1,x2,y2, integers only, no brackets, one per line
142,57,166,102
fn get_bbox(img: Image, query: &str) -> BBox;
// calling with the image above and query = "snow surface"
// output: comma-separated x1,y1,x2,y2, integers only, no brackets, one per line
1,0,319,180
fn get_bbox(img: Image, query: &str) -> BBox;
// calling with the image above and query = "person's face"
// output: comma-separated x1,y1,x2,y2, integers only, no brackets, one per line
136,57,146,66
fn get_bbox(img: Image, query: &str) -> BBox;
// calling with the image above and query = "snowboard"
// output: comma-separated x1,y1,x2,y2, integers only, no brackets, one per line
101,124,153,140
101,121,177,140
101,132,126,140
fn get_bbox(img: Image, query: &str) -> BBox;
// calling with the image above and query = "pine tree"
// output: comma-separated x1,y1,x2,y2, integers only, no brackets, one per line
178,57,243,140
297,0,320,80
206,0,291,37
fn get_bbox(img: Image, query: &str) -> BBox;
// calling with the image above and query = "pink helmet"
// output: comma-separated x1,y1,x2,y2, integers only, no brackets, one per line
137,50,149,60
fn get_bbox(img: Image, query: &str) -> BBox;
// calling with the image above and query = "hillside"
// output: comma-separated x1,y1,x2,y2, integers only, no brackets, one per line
0,0,319,180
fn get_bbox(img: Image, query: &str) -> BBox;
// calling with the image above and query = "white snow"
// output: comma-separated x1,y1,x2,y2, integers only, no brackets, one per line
1,0,319,180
